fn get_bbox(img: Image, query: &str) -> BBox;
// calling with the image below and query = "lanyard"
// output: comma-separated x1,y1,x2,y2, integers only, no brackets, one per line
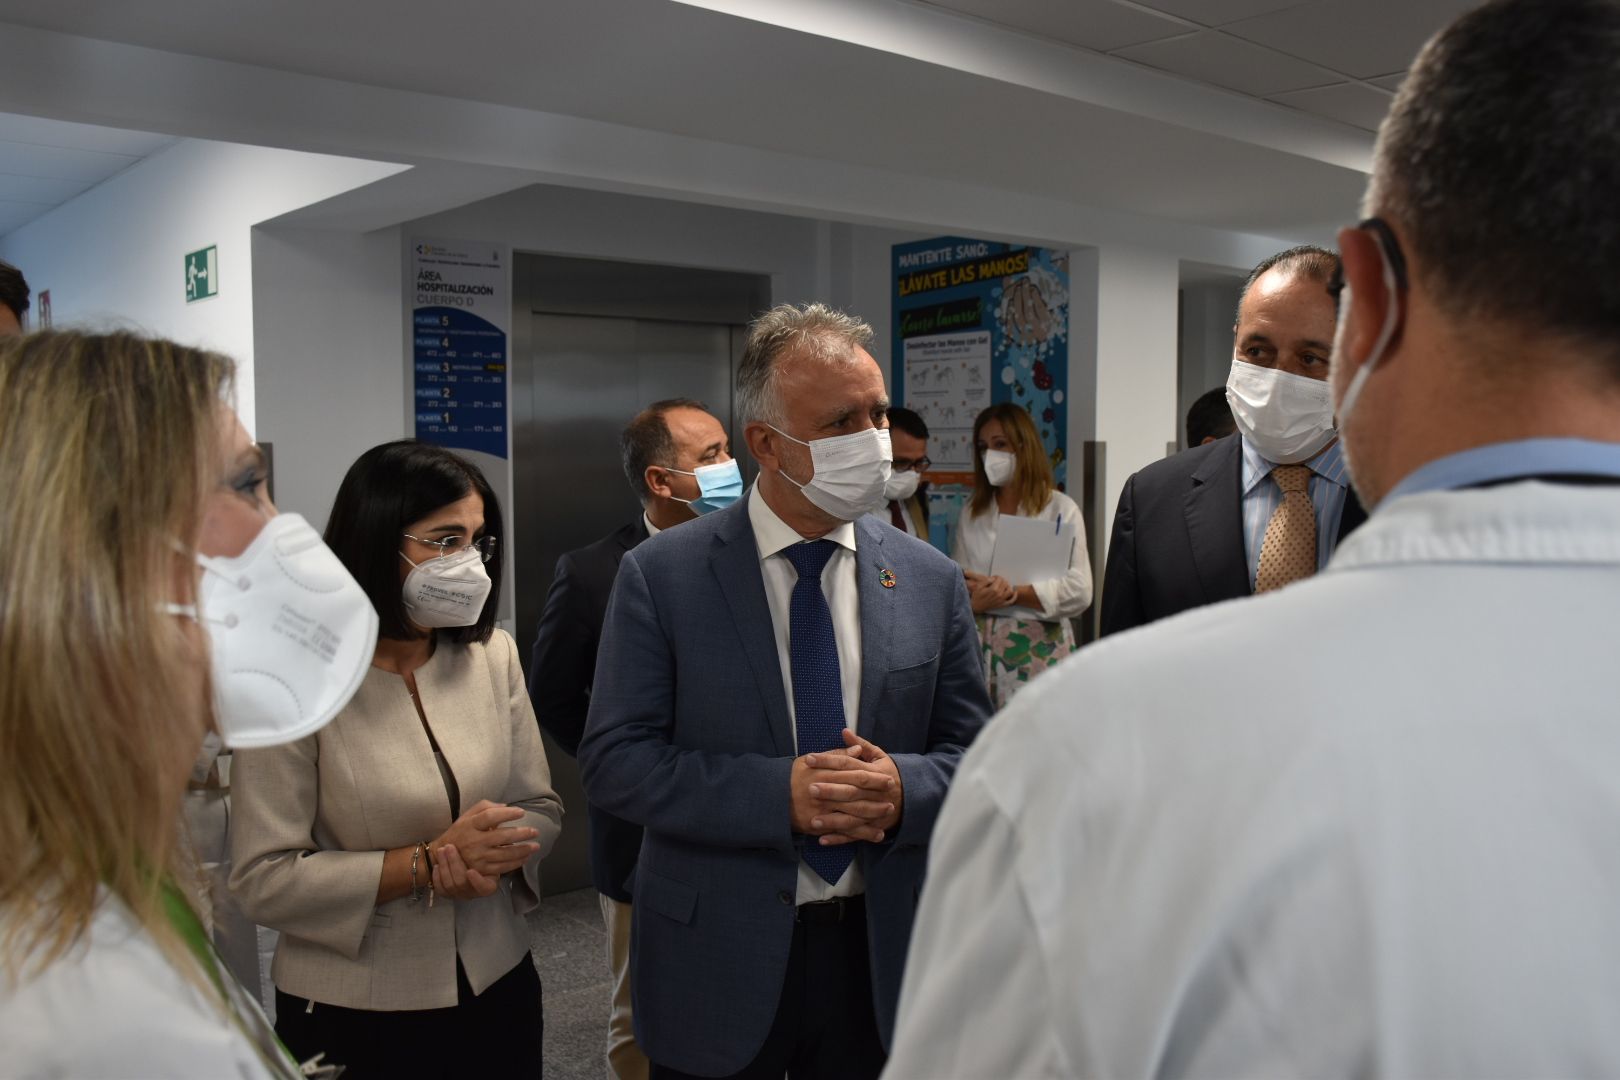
159,880,316,1078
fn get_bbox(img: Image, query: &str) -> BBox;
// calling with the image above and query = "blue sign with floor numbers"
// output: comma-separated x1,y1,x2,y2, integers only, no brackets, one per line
412,239,509,459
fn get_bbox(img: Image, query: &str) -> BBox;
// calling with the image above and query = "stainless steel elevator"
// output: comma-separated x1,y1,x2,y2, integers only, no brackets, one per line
509,254,771,895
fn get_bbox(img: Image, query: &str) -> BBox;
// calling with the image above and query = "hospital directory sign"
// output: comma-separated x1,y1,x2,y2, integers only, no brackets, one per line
410,239,510,459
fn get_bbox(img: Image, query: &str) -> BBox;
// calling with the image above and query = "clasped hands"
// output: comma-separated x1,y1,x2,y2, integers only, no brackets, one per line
964,569,1016,614
430,798,540,901
790,729,903,847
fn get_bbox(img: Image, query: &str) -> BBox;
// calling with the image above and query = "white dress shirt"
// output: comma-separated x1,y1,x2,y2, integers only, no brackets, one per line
747,486,865,903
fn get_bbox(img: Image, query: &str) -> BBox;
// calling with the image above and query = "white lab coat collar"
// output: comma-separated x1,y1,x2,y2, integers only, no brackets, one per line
1330,481,1620,573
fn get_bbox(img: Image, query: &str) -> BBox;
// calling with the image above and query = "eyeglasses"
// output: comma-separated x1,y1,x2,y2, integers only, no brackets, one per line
1327,217,1409,310
401,533,498,562
892,456,932,473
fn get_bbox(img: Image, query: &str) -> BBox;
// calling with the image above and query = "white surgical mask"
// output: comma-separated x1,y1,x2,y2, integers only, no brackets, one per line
174,513,379,749
1226,359,1337,464
400,546,493,628
883,468,921,502
771,425,892,521
982,449,1017,488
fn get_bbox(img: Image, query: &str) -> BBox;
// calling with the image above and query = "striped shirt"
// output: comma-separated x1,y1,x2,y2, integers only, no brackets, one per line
1240,437,1351,589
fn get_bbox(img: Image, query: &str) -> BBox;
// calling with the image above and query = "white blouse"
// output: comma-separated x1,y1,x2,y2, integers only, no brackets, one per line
951,489,1093,622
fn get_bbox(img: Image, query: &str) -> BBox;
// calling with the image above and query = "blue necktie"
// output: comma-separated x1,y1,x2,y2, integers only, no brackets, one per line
782,539,857,886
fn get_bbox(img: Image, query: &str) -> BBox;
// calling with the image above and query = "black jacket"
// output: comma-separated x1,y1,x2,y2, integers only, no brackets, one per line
528,518,647,900
1100,435,1367,637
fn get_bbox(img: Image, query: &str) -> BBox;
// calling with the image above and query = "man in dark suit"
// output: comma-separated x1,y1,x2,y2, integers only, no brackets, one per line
530,396,735,1080
580,303,991,1080
1102,247,1367,636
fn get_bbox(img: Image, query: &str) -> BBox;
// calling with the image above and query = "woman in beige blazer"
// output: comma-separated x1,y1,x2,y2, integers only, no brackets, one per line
230,440,564,1078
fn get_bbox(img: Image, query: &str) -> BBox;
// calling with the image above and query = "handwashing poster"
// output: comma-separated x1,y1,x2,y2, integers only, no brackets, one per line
891,236,1069,554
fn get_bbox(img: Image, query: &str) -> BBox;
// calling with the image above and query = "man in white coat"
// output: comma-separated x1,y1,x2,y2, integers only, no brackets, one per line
884,0,1620,1076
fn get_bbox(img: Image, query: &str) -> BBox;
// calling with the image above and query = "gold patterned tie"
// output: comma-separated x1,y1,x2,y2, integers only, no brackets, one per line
1255,464,1317,593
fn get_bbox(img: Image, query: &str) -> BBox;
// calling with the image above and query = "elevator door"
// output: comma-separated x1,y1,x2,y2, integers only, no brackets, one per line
512,313,745,895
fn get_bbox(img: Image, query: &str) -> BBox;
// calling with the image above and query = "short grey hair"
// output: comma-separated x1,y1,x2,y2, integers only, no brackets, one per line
736,303,876,427
1367,0,1620,361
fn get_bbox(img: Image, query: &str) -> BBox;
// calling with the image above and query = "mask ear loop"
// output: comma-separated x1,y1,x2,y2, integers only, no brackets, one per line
765,424,816,491
1335,219,1406,427
167,540,244,625
658,465,699,506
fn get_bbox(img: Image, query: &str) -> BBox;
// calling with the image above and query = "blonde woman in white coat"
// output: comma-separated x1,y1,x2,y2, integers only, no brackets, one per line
0,331,378,1079
952,403,1092,708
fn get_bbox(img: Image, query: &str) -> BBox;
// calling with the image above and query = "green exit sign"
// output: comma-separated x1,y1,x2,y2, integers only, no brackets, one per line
185,245,218,304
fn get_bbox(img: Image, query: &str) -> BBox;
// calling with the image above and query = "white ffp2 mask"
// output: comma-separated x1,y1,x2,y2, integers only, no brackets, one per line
771,425,892,521
181,513,379,749
400,546,493,628
982,449,1017,488
1226,359,1337,464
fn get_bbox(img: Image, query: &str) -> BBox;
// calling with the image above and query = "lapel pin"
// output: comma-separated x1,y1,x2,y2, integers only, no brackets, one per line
879,568,896,589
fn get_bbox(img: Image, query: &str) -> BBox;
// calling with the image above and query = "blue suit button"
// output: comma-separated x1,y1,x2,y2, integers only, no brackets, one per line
777,890,793,905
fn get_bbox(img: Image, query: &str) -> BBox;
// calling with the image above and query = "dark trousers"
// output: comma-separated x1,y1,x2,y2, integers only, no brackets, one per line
275,956,544,1079
650,895,886,1080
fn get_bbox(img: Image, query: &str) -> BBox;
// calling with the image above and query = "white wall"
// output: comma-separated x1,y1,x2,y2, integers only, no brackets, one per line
251,225,406,528
1081,246,1182,561
823,221,934,380
403,184,834,309
0,139,404,431
1177,279,1244,447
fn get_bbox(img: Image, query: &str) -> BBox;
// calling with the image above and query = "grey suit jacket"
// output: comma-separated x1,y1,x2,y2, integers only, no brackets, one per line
228,629,564,1011
578,494,991,1077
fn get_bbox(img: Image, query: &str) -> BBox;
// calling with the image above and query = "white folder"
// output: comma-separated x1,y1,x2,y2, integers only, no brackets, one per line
989,514,1077,586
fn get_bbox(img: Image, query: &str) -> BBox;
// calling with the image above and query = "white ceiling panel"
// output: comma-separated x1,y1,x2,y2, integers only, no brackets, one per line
0,1,1383,238
0,138,147,183
1369,72,1406,91
1270,81,1396,132
0,200,52,233
1223,0,1476,79
1132,0,1313,28
920,0,1192,52
0,112,173,157
1112,30,1342,97
0,171,91,202
0,114,175,239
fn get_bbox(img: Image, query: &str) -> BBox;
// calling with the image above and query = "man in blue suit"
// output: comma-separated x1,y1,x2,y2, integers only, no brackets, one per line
580,302,991,1080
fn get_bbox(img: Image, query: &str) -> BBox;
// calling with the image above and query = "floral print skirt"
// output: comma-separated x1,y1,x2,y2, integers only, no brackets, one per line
976,614,1076,711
